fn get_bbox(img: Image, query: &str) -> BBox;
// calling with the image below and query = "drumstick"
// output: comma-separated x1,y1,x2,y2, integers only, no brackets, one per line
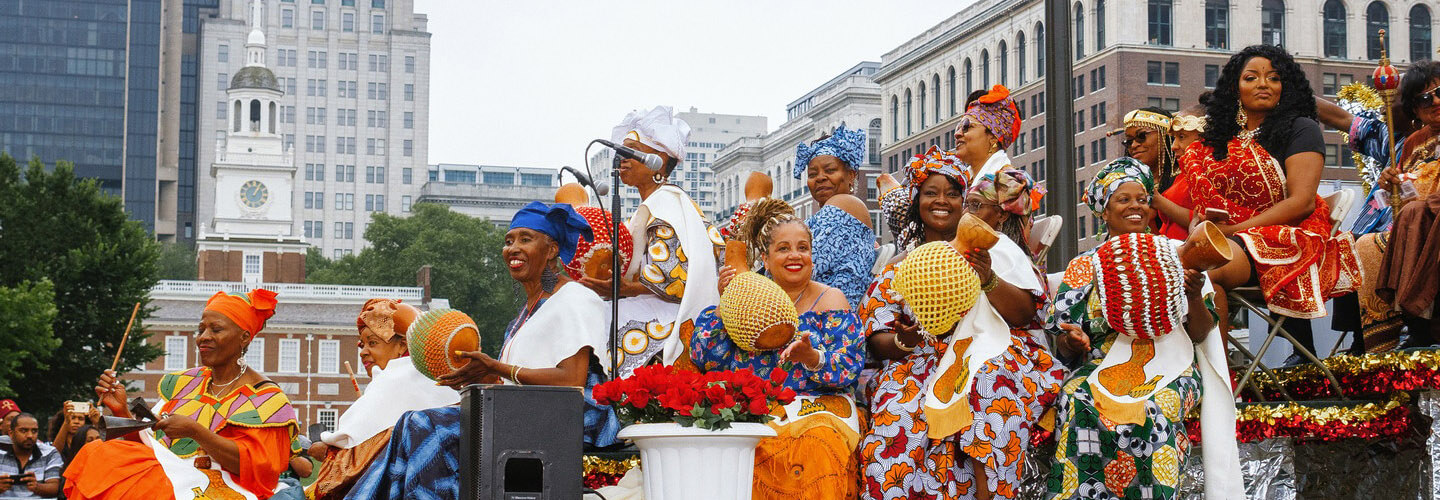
109,302,142,373
343,361,361,393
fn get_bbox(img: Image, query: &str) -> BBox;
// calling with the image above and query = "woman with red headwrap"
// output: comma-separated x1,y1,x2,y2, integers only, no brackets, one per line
65,289,301,500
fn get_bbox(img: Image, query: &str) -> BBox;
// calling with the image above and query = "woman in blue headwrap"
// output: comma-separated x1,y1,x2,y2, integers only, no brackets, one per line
795,124,878,309
346,202,622,500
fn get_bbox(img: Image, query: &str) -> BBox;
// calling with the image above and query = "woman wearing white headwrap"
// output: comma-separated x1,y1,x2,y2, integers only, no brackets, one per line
578,106,725,377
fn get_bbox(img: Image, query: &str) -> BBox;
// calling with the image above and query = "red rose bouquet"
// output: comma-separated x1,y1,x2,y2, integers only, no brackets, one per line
593,365,797,430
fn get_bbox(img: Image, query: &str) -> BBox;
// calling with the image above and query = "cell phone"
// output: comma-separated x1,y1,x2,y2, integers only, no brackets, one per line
1204,207,1230,222
70,401,90,414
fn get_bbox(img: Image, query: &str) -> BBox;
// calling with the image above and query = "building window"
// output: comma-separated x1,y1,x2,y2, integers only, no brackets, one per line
1017,32,1027,85
1035,22,1046,77
279,339,300,373
981,49,991,87
947,67,957,115
319,340,339,374
317,409,338,431
311,9,325,30
999,41,1009,87
918,82,927,129
342,12,354,31
402,195,412,212
244,338,265,370
1261,0,1285,46
404,83,414,101
890,96,898,140
1324,0,1348,58
1148,0,1173,45
405,55,416,73
964,58,974,95
281,8,294,27
1095,0,1106,50
1146,61,1179,85
217,72,228,91
1367,2,1389,60
1205,0,1229,49
931,74,941,122
1074,2,1085,59
1412,5,1432,61
904,89,912,136
165,336,188,371
372,13,385,34
218,44,229,63
1205,64,1221,88
402,167,413,184
243,254,262,281
217,101,227,121
403,140,413,157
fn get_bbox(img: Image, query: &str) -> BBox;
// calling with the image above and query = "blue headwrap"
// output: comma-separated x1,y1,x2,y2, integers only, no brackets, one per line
793,124,867,179
508,201,594,265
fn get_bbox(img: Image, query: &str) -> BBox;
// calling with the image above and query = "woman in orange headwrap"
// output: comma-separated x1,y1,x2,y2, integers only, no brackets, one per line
64,289,301,500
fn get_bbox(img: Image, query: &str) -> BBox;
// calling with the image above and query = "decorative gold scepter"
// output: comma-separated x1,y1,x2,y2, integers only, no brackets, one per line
1371,29,1402,207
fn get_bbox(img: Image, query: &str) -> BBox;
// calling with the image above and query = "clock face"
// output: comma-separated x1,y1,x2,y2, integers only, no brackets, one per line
239,180,270,209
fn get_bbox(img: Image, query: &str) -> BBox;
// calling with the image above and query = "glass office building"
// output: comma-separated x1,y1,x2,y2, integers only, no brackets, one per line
0,0,162,232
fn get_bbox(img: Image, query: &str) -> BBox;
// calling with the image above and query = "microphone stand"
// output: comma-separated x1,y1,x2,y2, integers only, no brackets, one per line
609,154,623,378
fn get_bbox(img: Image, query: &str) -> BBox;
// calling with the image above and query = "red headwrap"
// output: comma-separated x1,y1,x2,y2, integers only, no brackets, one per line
963,85,1022,148
0,399,19,419
204,289,278,336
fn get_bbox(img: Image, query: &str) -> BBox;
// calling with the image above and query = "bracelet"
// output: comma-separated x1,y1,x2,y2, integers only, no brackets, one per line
980,273,1000,293
510,365,523,385
802,349,825,371
893,332,917,352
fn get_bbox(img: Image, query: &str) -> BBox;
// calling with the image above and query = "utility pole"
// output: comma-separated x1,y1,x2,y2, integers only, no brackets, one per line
1044,0,1079,271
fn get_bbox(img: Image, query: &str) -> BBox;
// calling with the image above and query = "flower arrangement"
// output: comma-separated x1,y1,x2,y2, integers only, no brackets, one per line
593,364,796,430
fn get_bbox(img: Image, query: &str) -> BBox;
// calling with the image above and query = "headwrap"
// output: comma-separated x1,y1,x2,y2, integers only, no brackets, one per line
1084,157,1156,215
356,298,418,343
969,167,1044,216
793,124,867,179
0,399,19,419
509,201,595,265
962,85,1022,148
611,106,691,166
1171,114,1207,133
204,288,278,336
896,146,969,247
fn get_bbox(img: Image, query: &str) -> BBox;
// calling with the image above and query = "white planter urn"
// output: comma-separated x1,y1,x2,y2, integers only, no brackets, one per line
616,421,776,500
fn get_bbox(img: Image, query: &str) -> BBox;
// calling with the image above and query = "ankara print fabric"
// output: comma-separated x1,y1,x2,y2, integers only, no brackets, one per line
808,204,878,310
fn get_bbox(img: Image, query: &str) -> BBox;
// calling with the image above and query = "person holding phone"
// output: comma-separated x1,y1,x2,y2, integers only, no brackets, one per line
0,413,61,498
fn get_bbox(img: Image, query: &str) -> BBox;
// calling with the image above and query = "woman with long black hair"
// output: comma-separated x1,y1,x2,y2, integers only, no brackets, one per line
1183,45,1362,358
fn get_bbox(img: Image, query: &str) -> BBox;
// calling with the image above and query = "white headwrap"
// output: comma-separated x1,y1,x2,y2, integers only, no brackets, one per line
610,106,691,166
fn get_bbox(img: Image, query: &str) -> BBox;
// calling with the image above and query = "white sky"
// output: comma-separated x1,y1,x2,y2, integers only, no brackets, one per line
411,0,969,170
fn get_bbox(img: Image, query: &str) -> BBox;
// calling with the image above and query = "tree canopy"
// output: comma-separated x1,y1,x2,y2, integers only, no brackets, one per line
306,203,520,355
0,154,162,412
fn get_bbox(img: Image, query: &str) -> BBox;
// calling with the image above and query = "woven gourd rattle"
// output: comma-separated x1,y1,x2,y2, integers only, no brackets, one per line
408,308,482,381
717,240,800,352
892,215,994,336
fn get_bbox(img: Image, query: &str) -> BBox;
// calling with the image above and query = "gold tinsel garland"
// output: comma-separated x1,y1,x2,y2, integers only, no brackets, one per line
1337,82,1386,193
583,455,640,475
1248,349,1440,396
1237,392,1408,426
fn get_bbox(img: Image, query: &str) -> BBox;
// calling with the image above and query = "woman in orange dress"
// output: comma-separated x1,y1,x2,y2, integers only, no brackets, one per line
64,289,299,500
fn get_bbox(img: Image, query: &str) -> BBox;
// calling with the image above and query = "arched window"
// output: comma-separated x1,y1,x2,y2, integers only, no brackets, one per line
232,100,242,132
1412,4,1432,61
948,66,957,116
1368,1,1390,60
932,74,941,122
868,119,882,165
1095,0,1106,50
1261,0,1285,46
904,89,913,136
1149,0,1173,45
964,58,974,95
1324,0,1348,58
890,96,899,140
1205,0,1229,49
1017,31,1028,85
1036,22,1046,77
1075,2,1086,58
268,101,277,133
999,42,1009,87
249,99,261,132
918,81,927,129
981,49,991,88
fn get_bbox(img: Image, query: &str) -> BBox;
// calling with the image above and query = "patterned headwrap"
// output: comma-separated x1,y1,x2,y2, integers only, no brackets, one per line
969,167,1044,216
793,124,867,179
1124,109,1172,131
962,85,1022,148
1084,157,1155,240
896,146,969,247
611,106,692,166
356,298,419,343
205,288,278,336
509,201,595,265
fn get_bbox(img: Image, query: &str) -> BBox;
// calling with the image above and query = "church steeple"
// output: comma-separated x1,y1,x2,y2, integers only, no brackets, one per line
246,0,267,67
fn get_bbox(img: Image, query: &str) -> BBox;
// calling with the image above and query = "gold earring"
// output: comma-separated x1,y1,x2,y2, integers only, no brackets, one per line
1235,102,1247,129
652,172,666,184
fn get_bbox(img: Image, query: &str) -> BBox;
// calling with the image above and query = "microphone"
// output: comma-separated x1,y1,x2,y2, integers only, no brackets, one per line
595,139,665,172
561,166,611,199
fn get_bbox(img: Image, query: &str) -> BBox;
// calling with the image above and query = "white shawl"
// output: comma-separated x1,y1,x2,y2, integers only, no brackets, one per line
500,282,612,378
320,357,459,449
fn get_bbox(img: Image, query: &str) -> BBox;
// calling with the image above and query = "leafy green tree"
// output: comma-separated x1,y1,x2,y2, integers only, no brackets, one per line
156,242,198,280
0,280,59,397
0,154,162,413
307,203,520,355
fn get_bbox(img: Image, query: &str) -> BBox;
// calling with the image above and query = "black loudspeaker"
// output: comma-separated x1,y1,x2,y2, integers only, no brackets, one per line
459,384,584,500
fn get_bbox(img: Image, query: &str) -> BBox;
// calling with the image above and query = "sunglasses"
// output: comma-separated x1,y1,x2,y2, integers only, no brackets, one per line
1419,85,1440,105
1122,130,1153,151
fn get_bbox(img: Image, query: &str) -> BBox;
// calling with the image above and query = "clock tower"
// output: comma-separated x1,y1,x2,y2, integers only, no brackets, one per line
197,0,307,283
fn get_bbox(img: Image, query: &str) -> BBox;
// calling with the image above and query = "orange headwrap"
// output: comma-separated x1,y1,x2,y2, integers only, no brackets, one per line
204,289,278,336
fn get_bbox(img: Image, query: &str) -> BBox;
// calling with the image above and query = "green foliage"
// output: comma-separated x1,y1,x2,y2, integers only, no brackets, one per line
306,203,520,355
156,242,198,280
0,154,162,413
0,280,59,396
